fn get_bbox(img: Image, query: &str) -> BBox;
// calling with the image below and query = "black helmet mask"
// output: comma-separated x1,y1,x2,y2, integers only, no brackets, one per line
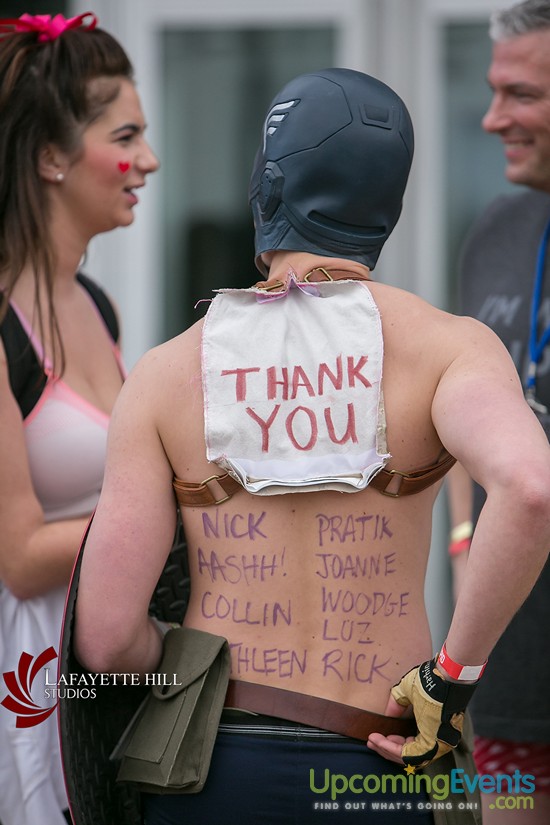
249,68,414,275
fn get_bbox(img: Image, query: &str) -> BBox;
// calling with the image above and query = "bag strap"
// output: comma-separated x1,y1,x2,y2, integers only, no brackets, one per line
225,679,417,740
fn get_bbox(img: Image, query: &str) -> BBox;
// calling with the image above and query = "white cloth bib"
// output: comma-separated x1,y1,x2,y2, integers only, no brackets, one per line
202,273,390,495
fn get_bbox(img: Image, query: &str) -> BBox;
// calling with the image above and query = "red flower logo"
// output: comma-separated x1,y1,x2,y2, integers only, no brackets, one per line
1,647,58,728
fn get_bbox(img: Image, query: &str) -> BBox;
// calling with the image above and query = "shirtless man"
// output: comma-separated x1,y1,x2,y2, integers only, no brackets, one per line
75,69,550,824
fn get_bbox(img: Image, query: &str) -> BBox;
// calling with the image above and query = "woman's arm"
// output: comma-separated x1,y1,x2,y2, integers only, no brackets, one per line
0,345,90,599
74,347,178,676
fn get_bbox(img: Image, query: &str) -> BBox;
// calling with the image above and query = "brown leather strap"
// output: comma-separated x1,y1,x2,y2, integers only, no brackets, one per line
224,680,416,741
254,267,370,292
173,472,242,507
368,451,456,498
172,451,455,508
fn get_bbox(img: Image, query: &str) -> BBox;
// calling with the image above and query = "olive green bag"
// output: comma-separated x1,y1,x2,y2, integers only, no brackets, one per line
111,627,230,794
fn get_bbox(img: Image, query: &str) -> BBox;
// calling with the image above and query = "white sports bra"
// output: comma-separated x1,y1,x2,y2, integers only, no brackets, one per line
9,297,125,521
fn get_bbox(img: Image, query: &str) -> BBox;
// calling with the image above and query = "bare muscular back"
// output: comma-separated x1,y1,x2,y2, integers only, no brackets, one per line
155,279,461,713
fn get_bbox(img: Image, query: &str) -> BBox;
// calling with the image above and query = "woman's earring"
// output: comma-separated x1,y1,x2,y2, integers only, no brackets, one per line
55,172,64,182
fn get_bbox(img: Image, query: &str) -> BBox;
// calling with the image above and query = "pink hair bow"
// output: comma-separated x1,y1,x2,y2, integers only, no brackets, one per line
0,12,97,42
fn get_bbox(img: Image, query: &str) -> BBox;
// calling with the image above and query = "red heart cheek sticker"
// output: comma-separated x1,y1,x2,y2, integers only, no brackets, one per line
118,162,130,174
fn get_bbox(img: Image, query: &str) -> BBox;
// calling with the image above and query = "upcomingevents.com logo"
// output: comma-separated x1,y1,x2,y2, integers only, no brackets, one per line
1,647,59,728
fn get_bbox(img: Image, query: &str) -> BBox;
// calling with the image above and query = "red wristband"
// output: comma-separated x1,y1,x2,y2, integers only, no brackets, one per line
438,642,487,681
448,537,471,557
448,521,473,556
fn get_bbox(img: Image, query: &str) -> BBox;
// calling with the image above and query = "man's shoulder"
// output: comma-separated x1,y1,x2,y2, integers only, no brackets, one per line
460,188,550,280
470,188,550,236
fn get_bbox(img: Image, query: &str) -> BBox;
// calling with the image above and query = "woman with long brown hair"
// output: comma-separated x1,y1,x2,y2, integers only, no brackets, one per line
0,12,158,823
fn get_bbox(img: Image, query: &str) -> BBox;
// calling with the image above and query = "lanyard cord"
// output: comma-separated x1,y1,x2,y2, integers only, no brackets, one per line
527,216,550,393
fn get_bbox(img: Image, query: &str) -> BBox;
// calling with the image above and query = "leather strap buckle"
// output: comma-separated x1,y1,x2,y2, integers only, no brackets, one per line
200,475,233,505
254,268,370,292
255,279,285,292
173,472,242,507
369,452,456,498
304,267,334,282
376,468,410,498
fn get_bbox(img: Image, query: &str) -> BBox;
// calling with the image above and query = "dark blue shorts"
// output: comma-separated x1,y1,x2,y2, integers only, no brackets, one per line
142,714,435,824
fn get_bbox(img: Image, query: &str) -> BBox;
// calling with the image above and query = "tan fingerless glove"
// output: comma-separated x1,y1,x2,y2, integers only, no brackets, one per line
391,658,479,768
